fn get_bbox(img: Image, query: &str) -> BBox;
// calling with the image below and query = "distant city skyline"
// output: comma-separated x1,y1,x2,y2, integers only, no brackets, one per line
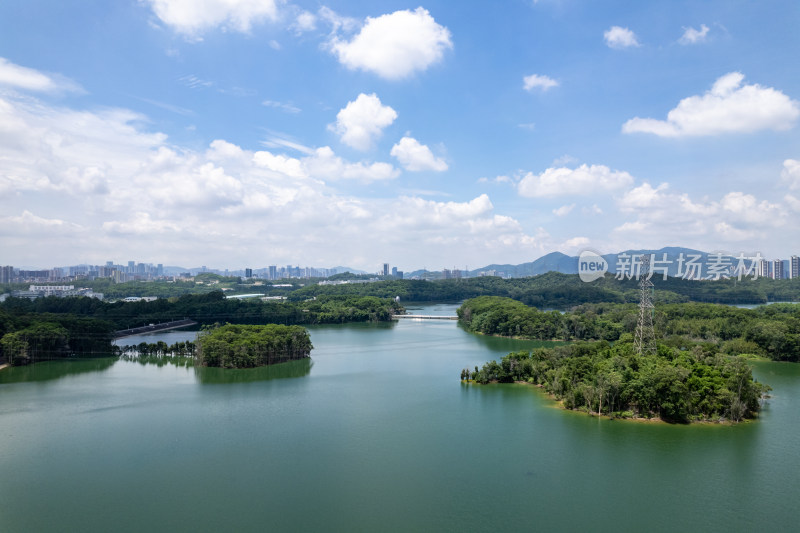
3,248,799,283
1,1,799,270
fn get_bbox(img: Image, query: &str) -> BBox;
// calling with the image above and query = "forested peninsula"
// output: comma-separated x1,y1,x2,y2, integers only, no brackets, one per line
459,296,779,423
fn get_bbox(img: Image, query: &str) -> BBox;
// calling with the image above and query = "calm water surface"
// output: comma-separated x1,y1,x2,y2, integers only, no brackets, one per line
1,303,799,532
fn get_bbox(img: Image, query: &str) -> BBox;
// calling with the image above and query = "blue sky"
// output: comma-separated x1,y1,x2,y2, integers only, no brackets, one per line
1,0,799,271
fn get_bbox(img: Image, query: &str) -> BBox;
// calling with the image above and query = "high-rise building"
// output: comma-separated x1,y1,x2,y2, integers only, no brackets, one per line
0,265,14,284
383,263,390,276
269,265,277,280
773,259,784,280
791,256,799,279
759,259,771,279
245,268,253,278
157,264,164,277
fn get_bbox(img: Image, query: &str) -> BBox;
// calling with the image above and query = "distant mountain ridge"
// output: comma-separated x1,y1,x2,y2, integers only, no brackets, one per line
466,246,751,279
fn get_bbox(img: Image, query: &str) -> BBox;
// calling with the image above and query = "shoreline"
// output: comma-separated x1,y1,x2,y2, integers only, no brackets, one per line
0,363,9,372
462,379,747,425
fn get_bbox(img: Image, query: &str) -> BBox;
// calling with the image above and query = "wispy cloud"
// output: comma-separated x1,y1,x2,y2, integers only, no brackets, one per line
132,95,194,116
260,131,314,155
0,57,83,93
263,100,301,113
179,75,213,89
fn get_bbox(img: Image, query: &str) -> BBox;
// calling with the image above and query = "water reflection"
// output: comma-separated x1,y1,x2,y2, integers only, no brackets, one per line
0,357,117,384
119,352,314,383
120,354,195,369
460,324,566,353
193,357,313,384
306,320,397,333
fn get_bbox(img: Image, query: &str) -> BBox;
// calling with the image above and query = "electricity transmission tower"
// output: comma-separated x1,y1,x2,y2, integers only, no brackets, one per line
634,254,656,356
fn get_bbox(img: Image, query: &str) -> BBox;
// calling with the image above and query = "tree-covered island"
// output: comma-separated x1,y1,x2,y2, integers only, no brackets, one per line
195,324,312,369
459,296,778,423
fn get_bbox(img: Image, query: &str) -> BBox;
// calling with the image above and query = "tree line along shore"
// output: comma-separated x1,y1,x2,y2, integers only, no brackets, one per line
1,273,798,390
458,296,792,423
0,292,401,367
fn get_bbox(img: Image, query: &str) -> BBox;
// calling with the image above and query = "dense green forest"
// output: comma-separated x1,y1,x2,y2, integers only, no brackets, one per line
464,338,768,423
287,272,800,307
0,291,403,330
459,296,788,423
195,324,312,369
458,296,800,362
0,308,115,365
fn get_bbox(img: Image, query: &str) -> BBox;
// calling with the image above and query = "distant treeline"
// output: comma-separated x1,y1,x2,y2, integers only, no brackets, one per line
458,296,800,362
0,292,400,365
0,291,403,330
287,272,800,308
5,272,798,308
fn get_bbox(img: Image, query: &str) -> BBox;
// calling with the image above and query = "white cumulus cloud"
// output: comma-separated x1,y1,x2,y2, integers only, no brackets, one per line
145,0,279,38
623,72,800,137
781,159,800,189
0,87,540,269
613,181,787,246
390,137,447,172
303,146,399,182
328,7,453,80
553,204,575,217
679,24,710,45
604,26,640,49
518,164,634,198
523,74,559,92
331,93,397,151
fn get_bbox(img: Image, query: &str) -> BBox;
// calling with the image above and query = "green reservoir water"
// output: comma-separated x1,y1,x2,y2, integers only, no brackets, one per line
2,304,799,532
